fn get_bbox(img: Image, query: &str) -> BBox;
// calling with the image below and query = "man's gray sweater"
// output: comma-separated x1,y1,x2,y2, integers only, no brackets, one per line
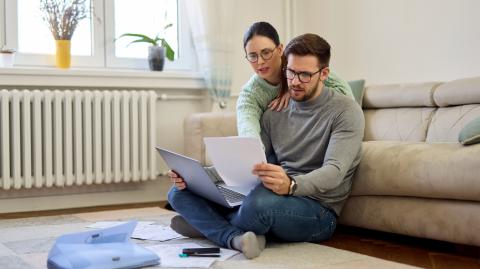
260,86,365,216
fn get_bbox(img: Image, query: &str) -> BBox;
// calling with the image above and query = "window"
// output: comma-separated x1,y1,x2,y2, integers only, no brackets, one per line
17,0,92,56
113,0,177,59
2,0,195,70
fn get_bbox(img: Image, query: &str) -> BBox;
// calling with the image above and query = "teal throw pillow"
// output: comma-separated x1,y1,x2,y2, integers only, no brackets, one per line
348,79,366,107
458,117,480,145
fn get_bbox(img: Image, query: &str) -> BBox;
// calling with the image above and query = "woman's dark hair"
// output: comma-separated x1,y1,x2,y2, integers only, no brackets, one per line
243,21,280,48
243,22,288,96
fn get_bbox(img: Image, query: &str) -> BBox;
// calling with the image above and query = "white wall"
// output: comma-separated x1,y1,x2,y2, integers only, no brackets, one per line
293,0,480,85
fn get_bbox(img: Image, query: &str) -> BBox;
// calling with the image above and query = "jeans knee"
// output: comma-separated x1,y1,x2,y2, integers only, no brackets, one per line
242,184,283,215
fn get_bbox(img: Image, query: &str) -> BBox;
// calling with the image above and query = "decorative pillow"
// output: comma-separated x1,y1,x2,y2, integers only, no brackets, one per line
458,117,480,145
348,79,366,107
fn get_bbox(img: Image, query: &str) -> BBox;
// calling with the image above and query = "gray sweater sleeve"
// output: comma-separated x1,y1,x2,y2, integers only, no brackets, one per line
292,105,365,196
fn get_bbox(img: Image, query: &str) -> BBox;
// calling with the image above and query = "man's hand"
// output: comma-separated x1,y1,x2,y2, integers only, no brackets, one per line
252,163,291,195
167,170,186,190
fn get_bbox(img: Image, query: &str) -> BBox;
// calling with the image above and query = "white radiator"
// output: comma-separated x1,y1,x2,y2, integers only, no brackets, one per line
0,90,157,190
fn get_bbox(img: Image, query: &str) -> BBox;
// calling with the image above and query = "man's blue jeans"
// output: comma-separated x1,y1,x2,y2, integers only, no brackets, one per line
167,184,337,248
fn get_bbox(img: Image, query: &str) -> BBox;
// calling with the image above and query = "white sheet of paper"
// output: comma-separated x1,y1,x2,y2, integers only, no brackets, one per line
146,243,239,268
131,224,184,241
203,136,266,188
86,222,183,241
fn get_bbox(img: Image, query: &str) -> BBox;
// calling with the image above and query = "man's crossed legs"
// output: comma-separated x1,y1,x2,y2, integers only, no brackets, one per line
167,184,336,258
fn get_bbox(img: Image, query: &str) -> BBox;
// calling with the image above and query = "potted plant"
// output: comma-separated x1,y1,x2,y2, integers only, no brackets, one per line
40,0,89,69
117,23,175,71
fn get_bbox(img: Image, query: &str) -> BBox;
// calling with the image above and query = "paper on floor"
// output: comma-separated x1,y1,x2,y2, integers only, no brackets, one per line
146,242,239,268
131,224,185,241
87,221,184,241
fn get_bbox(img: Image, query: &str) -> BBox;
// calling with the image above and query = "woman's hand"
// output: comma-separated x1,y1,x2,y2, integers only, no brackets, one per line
167,170,187,190
268,92,290,111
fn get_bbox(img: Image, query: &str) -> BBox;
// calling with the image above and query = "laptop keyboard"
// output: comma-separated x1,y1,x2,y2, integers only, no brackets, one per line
217,185,245,204
204,166,223,183
204,166,245,204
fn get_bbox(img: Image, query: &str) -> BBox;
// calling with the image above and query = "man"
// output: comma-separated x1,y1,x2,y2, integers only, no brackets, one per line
167,33,365,259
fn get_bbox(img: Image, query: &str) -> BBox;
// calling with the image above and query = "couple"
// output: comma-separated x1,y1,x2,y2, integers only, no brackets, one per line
167,22,365,259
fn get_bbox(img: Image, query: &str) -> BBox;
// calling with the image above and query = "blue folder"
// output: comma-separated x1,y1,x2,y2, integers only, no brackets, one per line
47,221,160,269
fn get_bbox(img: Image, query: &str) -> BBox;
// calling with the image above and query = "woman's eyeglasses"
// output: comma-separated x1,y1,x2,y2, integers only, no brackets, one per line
245,47,277,63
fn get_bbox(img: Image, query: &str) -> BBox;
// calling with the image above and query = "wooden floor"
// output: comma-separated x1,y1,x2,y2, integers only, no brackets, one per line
2,202,479,268
323,225,480,269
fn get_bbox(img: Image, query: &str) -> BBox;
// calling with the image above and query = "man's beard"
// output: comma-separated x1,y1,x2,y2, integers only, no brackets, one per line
289,78,320,102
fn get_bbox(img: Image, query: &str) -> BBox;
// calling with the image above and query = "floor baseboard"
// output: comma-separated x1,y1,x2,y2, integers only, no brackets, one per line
0,176,172,214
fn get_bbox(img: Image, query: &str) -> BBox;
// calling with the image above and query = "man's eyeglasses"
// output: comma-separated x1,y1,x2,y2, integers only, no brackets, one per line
285,67,326,83
245,47,277,63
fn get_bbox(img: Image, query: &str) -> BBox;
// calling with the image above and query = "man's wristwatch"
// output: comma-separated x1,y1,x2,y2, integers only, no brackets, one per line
288,177,297,196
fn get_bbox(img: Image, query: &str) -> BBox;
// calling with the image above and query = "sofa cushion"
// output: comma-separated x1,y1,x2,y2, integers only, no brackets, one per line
184,112,237,165
433,76,480,107
351,141,480,202
363,108,435,141
348,79,366,107
363,82,440,108
459,117,480,145
426,104,480,142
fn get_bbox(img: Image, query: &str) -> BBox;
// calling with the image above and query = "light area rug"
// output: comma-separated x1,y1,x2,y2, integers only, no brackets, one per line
0,207,418,269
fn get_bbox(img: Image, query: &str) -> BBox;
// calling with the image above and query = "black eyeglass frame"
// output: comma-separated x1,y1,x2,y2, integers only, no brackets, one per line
284,66,327,83
245,47,278,63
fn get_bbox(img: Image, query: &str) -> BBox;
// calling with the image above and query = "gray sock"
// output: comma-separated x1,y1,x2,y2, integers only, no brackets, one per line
170,215,204,238
232,231,266,259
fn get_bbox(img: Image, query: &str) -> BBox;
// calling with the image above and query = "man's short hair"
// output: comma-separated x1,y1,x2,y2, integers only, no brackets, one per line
284,33,331,67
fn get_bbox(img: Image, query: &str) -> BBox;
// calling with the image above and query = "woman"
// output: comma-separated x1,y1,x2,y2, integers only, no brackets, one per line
237,21,354,140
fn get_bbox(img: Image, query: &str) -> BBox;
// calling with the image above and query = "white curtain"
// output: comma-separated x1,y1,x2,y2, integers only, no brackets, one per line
185,0,235,109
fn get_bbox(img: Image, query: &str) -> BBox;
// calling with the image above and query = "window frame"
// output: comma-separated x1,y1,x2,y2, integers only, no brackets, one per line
2,0,195,71
0,0,5,47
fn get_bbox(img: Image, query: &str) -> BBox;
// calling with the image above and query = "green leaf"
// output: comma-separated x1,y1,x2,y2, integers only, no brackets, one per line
127,39,157,46
117,32,175,60
162,40,175,61
117,33,158,46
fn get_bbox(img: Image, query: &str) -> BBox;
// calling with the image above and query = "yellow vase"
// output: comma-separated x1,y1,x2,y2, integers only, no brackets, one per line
55,40,71,69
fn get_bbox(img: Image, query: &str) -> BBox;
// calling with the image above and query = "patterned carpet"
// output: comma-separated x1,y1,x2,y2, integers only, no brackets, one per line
0,207,419,269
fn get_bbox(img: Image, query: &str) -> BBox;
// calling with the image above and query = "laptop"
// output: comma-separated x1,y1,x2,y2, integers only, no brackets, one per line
156,147,251,208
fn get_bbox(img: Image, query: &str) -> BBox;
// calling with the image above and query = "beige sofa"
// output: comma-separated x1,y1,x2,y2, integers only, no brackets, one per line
183,77,480,247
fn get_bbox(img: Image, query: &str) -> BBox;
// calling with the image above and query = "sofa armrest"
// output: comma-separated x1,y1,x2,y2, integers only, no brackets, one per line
183,112,237,165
